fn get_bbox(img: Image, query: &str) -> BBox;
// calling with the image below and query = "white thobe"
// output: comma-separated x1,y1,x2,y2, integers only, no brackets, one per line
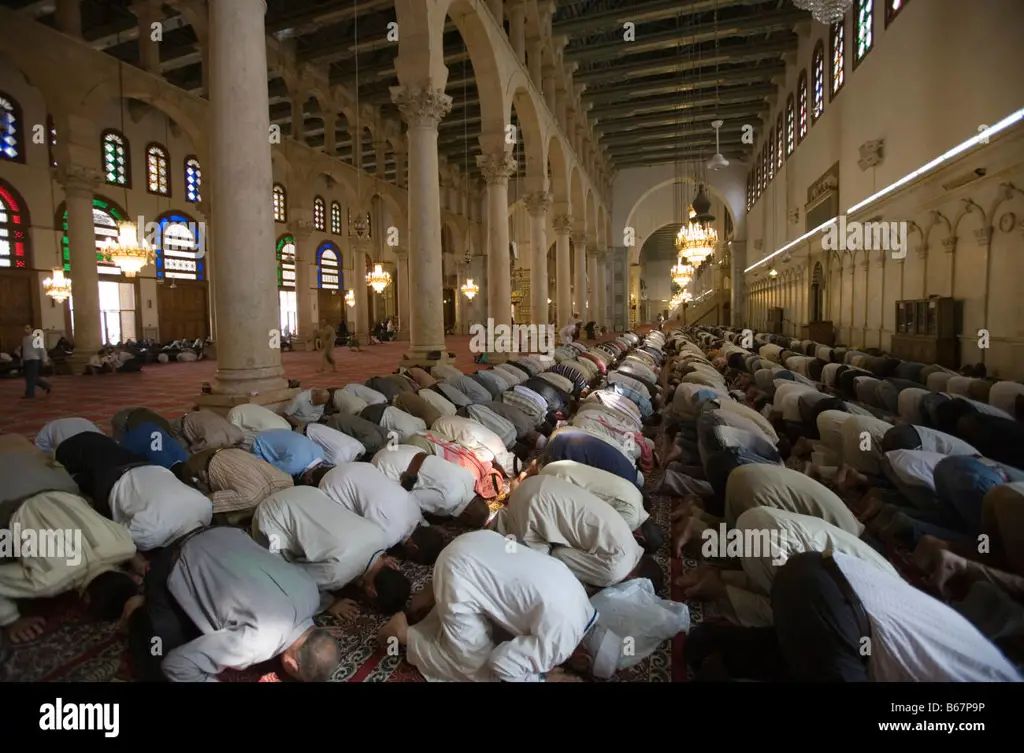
34,418,102,454
227,403,290,449
318,462,423,548
418,388,458,416
304,423,366,464
332,389,368,415
539,460,649,530
431,416,517,476
342,383,387,406
406,530,597,682
380,406,427,442
253,486,388,591
772,381,817,422
109,465,212,551
914,426,978,456
495,475,643,587
371,445,477,517
840,415,893,475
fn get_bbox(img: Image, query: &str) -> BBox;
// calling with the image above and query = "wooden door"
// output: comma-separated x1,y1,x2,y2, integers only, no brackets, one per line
0,271,36,353
157,281,209,342
318,289,344,328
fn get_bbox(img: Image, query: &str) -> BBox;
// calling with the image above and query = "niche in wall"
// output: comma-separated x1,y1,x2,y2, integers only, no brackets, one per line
806,162,840,232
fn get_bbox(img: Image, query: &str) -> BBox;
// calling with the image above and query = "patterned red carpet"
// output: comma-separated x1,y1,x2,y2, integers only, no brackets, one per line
0,333,697,682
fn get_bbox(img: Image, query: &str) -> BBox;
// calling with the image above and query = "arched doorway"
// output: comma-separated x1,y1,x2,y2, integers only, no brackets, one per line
276,234,297,335
154,210,209,341
317,241,344,327
0,177,37,351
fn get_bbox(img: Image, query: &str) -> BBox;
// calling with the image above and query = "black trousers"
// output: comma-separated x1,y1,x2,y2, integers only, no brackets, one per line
128,544,201,682
686,552,870,682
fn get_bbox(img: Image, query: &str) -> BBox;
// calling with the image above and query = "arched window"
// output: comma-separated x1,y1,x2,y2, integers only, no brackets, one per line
885,0,908,27
330,201,342,235
154,211,204,281
855,0,874,68
273,184,287,222
102,130,130,187
812,41,825,122
746,173,752,212
775,114,784,169
56,196,127,274
276,234,295,288
0,178,30,268
184,156,201,203
0,91,23,163
47,114,57,168
756,149,763,198
146,143,170,195
797,71,809,143
313,196,326,231
762,147,769,190
317,241,341,290
831,20,846,98
768,129,776,182
785,94,795,155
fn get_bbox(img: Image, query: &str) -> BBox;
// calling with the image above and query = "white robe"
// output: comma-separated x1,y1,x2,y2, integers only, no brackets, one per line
342,383,387,406
539,460,649,530
431,416,517,476
406,530,596,682
318,462,423,548
305,423,366,464
227,404,290,449
371,445,476,517
34,418,102,454
109,465,212,551
380,406,428,442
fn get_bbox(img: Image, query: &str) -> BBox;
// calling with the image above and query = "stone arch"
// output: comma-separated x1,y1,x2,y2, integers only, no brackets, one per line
87,86,206,167
314,169,360,214
546,134,569,204
0,49,64,126
626,177,736,264
510,79,546,185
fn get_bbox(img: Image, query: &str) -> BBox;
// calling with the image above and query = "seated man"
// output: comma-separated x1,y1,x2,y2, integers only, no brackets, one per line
1,490,139,644
253,486,412,616
370,444,490,527
107,464,213,552
283,388,331,429
182,448,292,520
493,475,663,591
227,403,291,449
314,462,446,565
251,429,327,478
377,529,594,682
119,422,189,472
125,525,340,682
303,422,365,464
35,417,102,454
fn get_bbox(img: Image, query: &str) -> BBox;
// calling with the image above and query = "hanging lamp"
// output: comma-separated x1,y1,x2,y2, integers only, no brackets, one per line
460,278,479,299
43,267,72,303
344,289,355,307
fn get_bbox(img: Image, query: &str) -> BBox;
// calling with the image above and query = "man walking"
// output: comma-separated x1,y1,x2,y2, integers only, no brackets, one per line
20,324,51,399
316,318,337,373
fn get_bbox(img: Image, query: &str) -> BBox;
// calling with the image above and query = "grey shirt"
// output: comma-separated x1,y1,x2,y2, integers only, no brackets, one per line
162,527,319,682
21,333,46,362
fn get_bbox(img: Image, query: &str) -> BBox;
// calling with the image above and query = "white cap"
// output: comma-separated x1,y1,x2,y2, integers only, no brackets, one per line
583,623,621,680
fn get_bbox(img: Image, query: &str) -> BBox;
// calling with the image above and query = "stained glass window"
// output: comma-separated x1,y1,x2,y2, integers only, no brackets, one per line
276,234,295,288
330,201,342,235
0,180,29,268
0,92,22,163
797,71,808,142
102,130,130,186
768,129,776,182
812,42,825,122
273,184,287,222
855,0,873,66
762,148,769,191
313,196,326,231
786,94,795,155
58,197,126,274
317,242,341,290
146,143,170,195
885,0,907,27
155,211,204,280
831,21,846,98
747,173,752,212
46,114,57,167
776,114,784,169
185,157,201,203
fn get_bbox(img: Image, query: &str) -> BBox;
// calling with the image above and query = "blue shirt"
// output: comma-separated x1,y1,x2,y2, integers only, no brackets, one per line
251,429,325,476
545,431,640,487
283,390,325,425
120,423,188,469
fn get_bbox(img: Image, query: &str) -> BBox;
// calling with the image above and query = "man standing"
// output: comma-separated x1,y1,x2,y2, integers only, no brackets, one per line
316,319,337,373
20,324,51,399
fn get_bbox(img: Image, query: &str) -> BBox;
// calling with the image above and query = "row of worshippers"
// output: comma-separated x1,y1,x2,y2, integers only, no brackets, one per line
2,329,688,681
648,325,1021,680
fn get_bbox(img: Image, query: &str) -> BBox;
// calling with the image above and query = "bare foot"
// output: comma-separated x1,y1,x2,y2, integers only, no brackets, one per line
327,598,360,620
661,443,683,469
672,516,699,559
682,566,725,601
407,587,436,624
675,564,712,592
129,552,149,578
929,548,971,597
910,535,950,573
119,594,145,632
546,667,584,683
5,616,45,644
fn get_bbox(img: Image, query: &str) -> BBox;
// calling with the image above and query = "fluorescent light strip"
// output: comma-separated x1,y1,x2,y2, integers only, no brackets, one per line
745,106,1024,273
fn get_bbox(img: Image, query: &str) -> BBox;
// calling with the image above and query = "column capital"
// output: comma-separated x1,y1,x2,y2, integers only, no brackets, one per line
586,244,600,259
289,217,316,240
477,152,518,185
390,84,452,129
553,214,573,235
571,232,587,247
53,164,102,196
523,191,552,217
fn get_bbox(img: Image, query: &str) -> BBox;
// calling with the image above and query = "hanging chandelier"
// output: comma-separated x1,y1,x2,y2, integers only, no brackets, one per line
366,263,391,294
102,220,154,277
676,183,718,265
43,267,72,303
792,0,854,25
460,278,479,300
670,257,693,287
344,289,355,307
682,290,693,303
769,267,779,278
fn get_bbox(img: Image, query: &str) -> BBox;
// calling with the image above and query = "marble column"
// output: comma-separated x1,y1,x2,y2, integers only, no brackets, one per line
394,247,411,341
351,234,370,338
594,250,606,330
394,147,407,189
524,191,551,326
391,83,453,366
572,232,588,317
131,0,162,74
478,151,517,361
486,0,503,23
730,241,747,328
57,165,102,369
508,0,527,65
290,213,317,347
552,214,572,327
55,0,82,37
202,0,292,410
197,199,218,349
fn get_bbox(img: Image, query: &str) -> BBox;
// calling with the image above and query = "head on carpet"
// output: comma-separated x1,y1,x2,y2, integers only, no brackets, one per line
455,497,491,529
629,554,665,594
634,518,665,554
401,525,447,565
84,570,139,621
364,558,412,614
279,627,341,682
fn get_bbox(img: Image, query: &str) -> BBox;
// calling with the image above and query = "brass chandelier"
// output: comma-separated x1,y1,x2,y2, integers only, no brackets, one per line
460,278,479,300
43,267,72,303
103,220,155,278
676,183,718,266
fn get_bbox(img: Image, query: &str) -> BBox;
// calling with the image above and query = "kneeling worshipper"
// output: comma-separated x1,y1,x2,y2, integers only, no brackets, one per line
110,406,177,443
542,429,642,488
321,411,389,455
493,475,663,591
0,436,81,503
177,409,245,452
686,551,1022,682
251,428,327,478
431,415,518,476
119,422,189,472
406,432,507,502
460,404,518,450
370,444,491,528
1,490,140,644
181,448,292,521
227,403,291,449
34,417,102,454
359,402,427,442
802,410,892,490
283,387,331,428
54,431,146,507
253,486,412,616
124,525,341,682
105,464,213,552
677,507,899,628
302,422,366,464
393,390,444,428
376,530,595,682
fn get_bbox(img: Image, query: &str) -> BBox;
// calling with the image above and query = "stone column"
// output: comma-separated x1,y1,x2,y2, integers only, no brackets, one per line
350,236,370,337
323,112,337,155
542,66,557,113
572,231,588,317
290,214,317,347
393,146,407,188
552,214,572,327
202,0,292,410
730,241,746,327
524,191,551,326
555,85,568,133
131,0,162,74
394,247,411,341
508,0,527,65
478,151,517,361
391,83,453,366
587,245,599,320
527,37,543,89
56,165,102,368
55,0,82,37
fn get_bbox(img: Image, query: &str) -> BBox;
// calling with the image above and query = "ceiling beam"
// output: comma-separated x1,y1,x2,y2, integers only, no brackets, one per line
606,139,747,159
552,0,773,38
598,119,752,147
597,102,767,131
584,63,785,104
589,84,774,119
